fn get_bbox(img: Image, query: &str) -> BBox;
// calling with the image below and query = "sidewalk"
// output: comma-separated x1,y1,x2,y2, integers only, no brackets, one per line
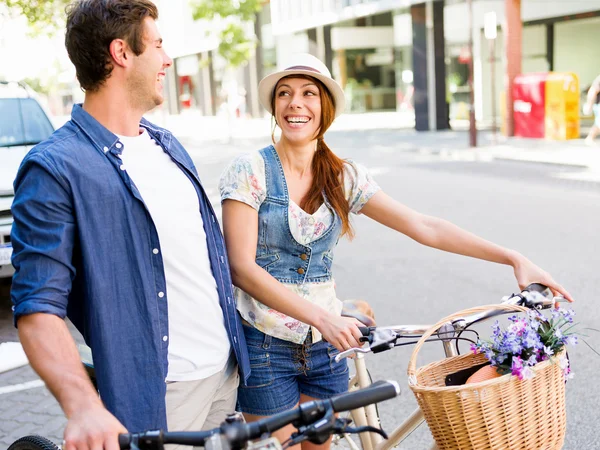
143,110,600,173
52,109,600,172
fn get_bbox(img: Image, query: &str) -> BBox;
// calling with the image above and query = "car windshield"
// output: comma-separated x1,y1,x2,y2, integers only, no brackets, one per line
0,98,54,147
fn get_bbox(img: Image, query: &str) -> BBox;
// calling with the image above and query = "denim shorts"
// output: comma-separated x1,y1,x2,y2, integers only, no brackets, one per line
237,323,349,416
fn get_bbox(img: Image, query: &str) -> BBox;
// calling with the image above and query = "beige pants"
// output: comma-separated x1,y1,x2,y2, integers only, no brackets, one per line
166,356,239,450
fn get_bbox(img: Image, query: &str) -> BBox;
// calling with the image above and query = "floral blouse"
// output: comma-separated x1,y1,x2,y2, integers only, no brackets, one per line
219,148,380,344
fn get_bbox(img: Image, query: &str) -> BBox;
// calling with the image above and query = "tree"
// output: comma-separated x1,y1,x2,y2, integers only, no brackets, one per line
190,0,262,69
0,0,68,35
2,0,264,68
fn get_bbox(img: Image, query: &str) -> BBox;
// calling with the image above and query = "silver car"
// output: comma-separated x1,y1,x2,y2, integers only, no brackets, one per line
0,81,55,278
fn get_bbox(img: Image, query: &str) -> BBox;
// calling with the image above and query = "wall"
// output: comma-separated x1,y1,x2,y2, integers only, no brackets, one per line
554,16,600,90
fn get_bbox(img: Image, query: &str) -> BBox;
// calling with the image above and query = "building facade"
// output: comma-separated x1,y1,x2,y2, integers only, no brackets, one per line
267,0,600,130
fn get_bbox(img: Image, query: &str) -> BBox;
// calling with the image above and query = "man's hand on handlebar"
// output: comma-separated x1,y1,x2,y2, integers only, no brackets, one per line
63,403,127,450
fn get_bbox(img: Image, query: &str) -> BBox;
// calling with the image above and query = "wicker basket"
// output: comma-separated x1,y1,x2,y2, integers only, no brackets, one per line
407,304,567,450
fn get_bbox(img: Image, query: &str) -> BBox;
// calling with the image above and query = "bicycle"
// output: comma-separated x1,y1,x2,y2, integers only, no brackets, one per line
330,283,565,450
118,379,399,449
7,435,60,450
6,380,399,450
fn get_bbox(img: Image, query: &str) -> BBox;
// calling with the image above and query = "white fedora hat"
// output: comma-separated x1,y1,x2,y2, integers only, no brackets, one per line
258,53,346,118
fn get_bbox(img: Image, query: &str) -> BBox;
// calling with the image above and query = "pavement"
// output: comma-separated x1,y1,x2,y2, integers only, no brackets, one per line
144,109,600,176
1,110,599,447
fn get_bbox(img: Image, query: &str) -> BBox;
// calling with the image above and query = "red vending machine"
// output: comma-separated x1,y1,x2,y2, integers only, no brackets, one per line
512,73,547,138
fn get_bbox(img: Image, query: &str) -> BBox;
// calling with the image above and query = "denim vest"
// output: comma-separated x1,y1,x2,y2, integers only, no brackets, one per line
256,145,341,283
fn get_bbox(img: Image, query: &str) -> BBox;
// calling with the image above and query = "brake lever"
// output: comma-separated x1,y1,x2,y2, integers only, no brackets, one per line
342,425,389,440
335,347,371,362
370,329,398,354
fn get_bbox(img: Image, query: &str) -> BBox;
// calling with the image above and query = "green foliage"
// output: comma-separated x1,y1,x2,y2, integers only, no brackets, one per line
22,76,50,95
1,0,69,35
191,0,261,22
191,0,262,69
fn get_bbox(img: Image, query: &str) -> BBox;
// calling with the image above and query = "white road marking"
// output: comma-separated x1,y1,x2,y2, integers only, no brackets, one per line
0,379,44,395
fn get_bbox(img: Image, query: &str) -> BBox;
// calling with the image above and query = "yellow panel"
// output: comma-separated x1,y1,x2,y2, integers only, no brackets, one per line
544,72,580,140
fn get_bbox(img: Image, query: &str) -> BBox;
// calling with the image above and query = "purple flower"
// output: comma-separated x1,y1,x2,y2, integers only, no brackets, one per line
526,354,538,366
511,356,524,379
565,335,578,346
560,308,576,323
555,328,563,339
521,366,535,380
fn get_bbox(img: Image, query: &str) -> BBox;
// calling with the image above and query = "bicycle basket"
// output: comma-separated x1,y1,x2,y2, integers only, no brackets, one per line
407,304,566,450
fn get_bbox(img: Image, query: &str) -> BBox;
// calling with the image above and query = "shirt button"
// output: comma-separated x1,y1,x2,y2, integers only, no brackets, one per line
297,268,305,275
233,336,238,344
163,336,168,342
309,217,315,224
120,165,126,171
300,253,308,261
103,146,109,153
158,292,164,298
116,142,122,149
153,248,159,255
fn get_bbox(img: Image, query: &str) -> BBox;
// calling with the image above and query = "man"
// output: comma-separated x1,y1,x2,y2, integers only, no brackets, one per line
583,74,600,145
10,1,250,449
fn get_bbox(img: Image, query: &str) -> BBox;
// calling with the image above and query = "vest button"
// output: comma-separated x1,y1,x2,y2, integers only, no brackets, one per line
297,268,305,275
300,253,308,260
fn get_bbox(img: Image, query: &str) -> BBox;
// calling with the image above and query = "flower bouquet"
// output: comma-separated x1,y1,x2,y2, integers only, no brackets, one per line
469,307,578,382
408,303,574,450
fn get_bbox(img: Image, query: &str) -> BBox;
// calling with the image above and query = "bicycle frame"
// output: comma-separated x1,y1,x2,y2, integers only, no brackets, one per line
340,324,459,450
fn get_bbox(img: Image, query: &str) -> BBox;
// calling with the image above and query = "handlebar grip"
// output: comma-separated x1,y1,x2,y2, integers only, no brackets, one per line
524,283,550,295
118,434,131,449
358,326,372,336
330,380,399,413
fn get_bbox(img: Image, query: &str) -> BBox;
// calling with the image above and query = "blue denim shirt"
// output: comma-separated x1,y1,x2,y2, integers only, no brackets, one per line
256,146,341,283
10,104,250,432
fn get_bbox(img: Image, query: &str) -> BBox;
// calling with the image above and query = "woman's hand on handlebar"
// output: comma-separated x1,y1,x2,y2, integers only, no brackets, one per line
317,313,364,351
513,256,574,304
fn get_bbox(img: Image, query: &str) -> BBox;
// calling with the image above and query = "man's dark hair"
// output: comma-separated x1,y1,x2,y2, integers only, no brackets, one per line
65,0,159,92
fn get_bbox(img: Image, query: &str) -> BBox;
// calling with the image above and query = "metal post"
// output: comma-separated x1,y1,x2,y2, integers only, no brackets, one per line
490,37,497,142
426,0,437,131
485,12,498,143
467,0,477,147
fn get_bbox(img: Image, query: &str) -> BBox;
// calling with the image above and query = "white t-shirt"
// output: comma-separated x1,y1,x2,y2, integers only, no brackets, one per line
118,129,230,381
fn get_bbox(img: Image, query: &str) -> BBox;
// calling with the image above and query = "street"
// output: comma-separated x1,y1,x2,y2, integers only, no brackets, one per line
1,128,599,449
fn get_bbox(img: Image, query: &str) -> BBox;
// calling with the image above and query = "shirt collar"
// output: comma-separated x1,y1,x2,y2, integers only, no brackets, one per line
70,104,172,156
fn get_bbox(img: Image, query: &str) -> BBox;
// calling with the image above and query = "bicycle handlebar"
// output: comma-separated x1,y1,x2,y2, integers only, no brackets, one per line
337,284,564,361
118,380,400,449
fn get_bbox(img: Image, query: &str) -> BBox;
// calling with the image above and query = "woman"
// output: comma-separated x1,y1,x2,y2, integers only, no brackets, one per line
219,53,572,449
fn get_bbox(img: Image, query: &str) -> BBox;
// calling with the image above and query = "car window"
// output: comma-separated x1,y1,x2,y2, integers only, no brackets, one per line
0,99,24,146
0,98,53,147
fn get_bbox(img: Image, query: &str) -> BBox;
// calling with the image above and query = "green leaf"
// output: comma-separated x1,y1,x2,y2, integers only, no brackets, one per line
190,0,262,68
2,0,69,35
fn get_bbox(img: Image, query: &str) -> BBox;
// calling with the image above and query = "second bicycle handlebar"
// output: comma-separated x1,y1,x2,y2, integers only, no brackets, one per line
119,380,400,449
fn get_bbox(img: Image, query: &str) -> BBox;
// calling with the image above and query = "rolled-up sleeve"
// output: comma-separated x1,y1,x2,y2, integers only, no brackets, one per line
11,156,76,325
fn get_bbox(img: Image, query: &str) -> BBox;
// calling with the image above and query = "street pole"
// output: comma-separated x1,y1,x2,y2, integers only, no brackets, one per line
485,12,498,143
467,0,477,147
490,37,497,142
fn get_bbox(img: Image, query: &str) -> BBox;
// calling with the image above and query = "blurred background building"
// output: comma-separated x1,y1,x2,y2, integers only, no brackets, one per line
2,0,599,135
